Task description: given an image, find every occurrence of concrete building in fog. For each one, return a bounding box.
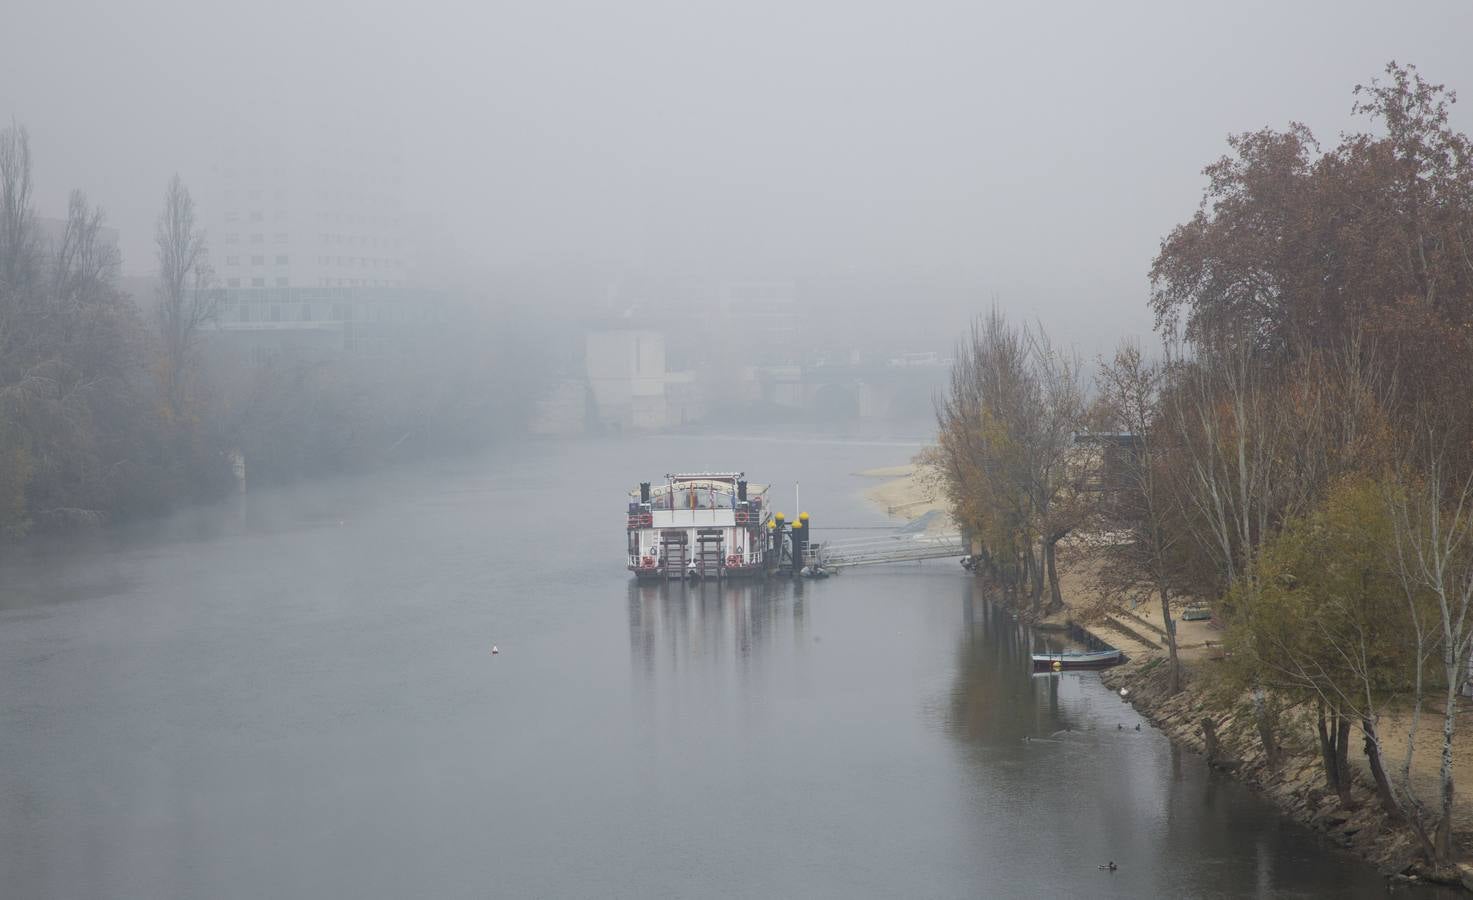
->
[716,280,798,351]
[197,139,410,291]
[208,286,448,368]
[586,330,668,431]
[191,121,440,372]
[584,330,702,431]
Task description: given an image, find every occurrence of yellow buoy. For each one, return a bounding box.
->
[799,512,809,521]
[775,512,785,521]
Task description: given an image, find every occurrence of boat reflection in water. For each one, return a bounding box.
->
[626,578,808,684]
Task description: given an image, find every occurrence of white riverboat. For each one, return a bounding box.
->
[627,472,774,580]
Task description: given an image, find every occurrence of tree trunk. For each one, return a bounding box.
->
[1362,718,1401,819]
[1335,714,1354,807]
[1027,543,1043,612]
[1317,705,1336,792]
[1043,539,1063,614]
[1436,679,1457,861]
[1316,703,1354,806]
[1201,717,1222,765]
[1158,580,1180,694]
[1013,550,1028,606]
[1253,689,1280,770]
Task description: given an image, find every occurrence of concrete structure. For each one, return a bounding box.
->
[751,360,948,421]
[716,280,798,351]
[586,330,671,431]
[583,330,709,432]
[209,286,447,367]
[529,380,591,436]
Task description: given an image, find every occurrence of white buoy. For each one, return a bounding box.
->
[1119,687,1129,698]
[491,645,499,655]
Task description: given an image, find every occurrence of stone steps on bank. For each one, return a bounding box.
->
[1114,606,1169,641]
[1097,616,1163,653]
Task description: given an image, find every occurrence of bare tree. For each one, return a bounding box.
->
[1389,442,1473,862]
[935,310,1090,613]
[154,174,216,416]
[0,124,39,298]
[1164,337,1285,594]
[54,190,119,312]
[935,309,1034,598]
[1024,324,1089,613]
[1096,341,1185,692]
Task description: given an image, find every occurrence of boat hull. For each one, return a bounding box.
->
[629,564,769,582]
[1031,650,1123,671]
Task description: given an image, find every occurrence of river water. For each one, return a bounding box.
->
[0,433,1445,898]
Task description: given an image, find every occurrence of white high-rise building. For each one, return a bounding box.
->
[198,132,410,290]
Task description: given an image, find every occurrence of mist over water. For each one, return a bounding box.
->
[6,2,1473,895]
[0,436,1446,898]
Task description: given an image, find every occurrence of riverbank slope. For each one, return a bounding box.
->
[865,462,1473,890]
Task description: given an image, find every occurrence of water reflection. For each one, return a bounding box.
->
[948,582,1079,745]
[626,578,806,684]
[945,581,1455,898]
[3,429,1454,899]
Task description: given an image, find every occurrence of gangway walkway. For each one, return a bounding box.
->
[810,533,968,570]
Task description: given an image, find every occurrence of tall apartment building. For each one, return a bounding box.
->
[190,127,451,371]
[198,138,410,290]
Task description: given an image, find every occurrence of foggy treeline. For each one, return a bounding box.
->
[0,126,541,538]
[933,63,1473,867]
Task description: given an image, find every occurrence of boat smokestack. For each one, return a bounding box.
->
[737,480,747,501]
[639,482,650,503]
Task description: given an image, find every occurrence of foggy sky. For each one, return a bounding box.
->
[5,0,1472,355]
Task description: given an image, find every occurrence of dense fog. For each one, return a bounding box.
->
[2,0,1472,530]
[9,6,1473,897]
[3,1,1468,354]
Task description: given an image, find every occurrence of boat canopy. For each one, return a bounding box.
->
[630,480,769,498]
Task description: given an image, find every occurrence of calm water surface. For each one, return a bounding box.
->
[0,434,1446,898]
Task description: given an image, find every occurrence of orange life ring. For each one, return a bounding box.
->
[735,510,750,525]
[641,556,654,567]
[726,555,740,567]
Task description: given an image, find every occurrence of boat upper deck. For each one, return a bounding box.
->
[628,473,769,530]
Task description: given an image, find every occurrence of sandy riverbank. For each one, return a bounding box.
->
[855,463,956,536]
